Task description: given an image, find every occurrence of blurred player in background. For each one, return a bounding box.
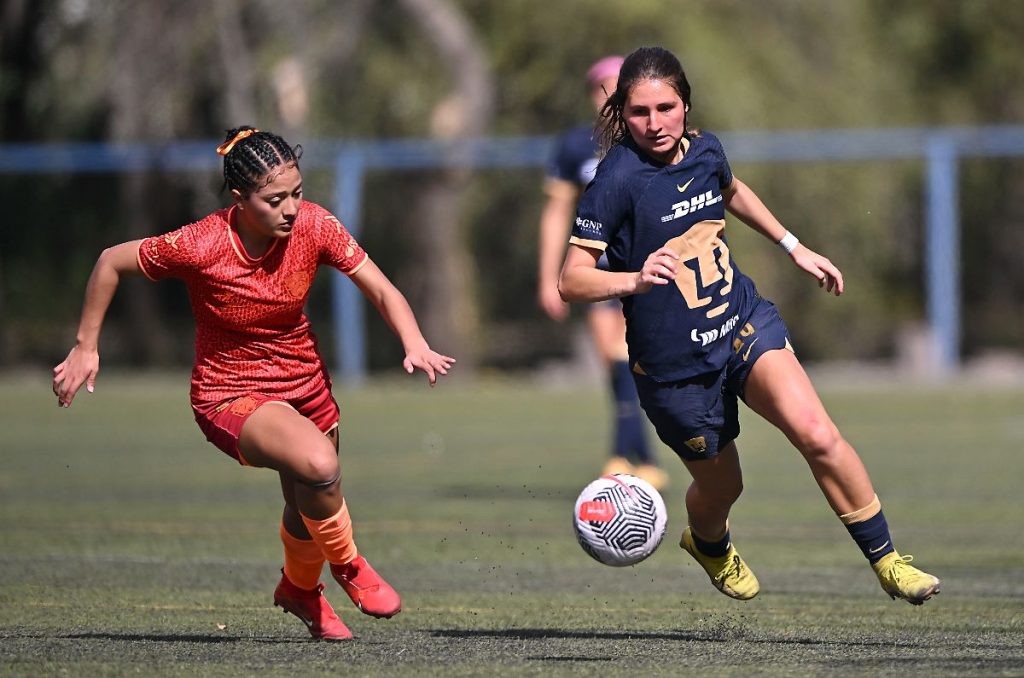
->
[538,55,666,489]
[53,126,455,640]
[558,47,940,605]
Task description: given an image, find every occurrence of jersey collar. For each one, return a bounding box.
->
[226,205,280,265]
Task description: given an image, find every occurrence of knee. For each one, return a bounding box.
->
[719,477,743,506]
[296,440,341,488]
[791,416,843,463]
[690,475,743,509]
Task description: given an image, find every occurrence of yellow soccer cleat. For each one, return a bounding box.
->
[872,552,941,605]
[680,527,760,600]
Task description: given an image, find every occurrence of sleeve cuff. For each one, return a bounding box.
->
[568,236,608,251]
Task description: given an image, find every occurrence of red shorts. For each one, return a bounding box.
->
[192,382,340,465]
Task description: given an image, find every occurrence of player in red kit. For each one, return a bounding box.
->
[53,126,455,640]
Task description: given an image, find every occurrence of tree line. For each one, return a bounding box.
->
[2,0,1022,374]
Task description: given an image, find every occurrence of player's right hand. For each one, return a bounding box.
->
[635,247,679,294]
[53,345,99,408]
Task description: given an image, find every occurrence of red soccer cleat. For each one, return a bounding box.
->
[273,571,353,640]
[330,555,402,618]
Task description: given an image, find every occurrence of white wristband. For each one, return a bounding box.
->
[778,231,800,254]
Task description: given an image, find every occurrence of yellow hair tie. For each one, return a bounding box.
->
[215,129,259,156]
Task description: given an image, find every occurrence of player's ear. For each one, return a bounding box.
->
[230,188,244,208]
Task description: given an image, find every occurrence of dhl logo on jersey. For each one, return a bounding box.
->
[660,189,723,223]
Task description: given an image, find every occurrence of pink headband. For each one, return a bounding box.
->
[586,56,624,86]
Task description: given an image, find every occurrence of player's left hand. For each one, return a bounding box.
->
[404,348,456,386]
[789,245,843,296]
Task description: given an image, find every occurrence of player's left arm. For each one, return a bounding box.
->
[723,177,843,296]
[349,258,455,385]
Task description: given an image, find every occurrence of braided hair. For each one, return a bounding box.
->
[596,47,693,157]
[218,126,303,195]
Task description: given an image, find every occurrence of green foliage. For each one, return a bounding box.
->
[2,0,1023,368]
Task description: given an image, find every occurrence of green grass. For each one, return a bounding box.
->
[1,371,1022,676]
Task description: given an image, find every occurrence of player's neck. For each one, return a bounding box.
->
[238,233,272,259]
[665,136,690,165]
[232,213,274,259]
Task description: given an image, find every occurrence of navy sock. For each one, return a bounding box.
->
[691,529,731,558]
[845,510,895,563]
[611,361,653,464]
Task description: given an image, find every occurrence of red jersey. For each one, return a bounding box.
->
[137,201,367,404]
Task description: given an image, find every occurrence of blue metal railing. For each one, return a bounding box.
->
[6,126,1024,380]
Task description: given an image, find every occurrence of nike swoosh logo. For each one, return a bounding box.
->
[742,337,759,361]
[869,541,891,555]
[279,601,314,627]
[676,177,694,193]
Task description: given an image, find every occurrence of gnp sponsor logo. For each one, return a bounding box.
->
[575,216,603,234]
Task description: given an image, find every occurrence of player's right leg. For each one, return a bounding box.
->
[678,444,759,600]
[239,403,401,620]
[632,372,758,600]
[272,471,351,639]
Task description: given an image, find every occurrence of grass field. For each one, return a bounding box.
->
[1,371,1022,676]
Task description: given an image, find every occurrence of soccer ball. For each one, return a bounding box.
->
[573,473,668,567]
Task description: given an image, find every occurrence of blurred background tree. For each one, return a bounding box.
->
[1,0,1022,375]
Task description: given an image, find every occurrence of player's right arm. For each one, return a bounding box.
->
[537,178,579,321]
[559,242,678,302]
[53,240,144,407]
[557,155,678,303]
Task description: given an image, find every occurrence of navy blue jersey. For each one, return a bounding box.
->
[569,131,760,381]
[548,124,611,271]
[546,125,600,189]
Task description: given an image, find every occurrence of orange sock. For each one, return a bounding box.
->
[300,500,359,566]
[279,522,325,591]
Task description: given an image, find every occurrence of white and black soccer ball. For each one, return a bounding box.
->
[573,473,668,567]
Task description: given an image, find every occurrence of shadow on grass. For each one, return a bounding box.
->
[430,627,939,649]
[54,632,308,644]
[433,628,707,642]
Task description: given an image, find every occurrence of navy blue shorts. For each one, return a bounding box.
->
[633,297,793,461]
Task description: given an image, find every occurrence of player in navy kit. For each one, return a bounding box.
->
[538,56,666,489]
[558,46,940,605]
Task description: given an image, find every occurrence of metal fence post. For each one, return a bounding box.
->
[925,134,960,373]
[332,146,367,387]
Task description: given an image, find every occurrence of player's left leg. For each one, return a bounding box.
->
[743,349,940,604]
